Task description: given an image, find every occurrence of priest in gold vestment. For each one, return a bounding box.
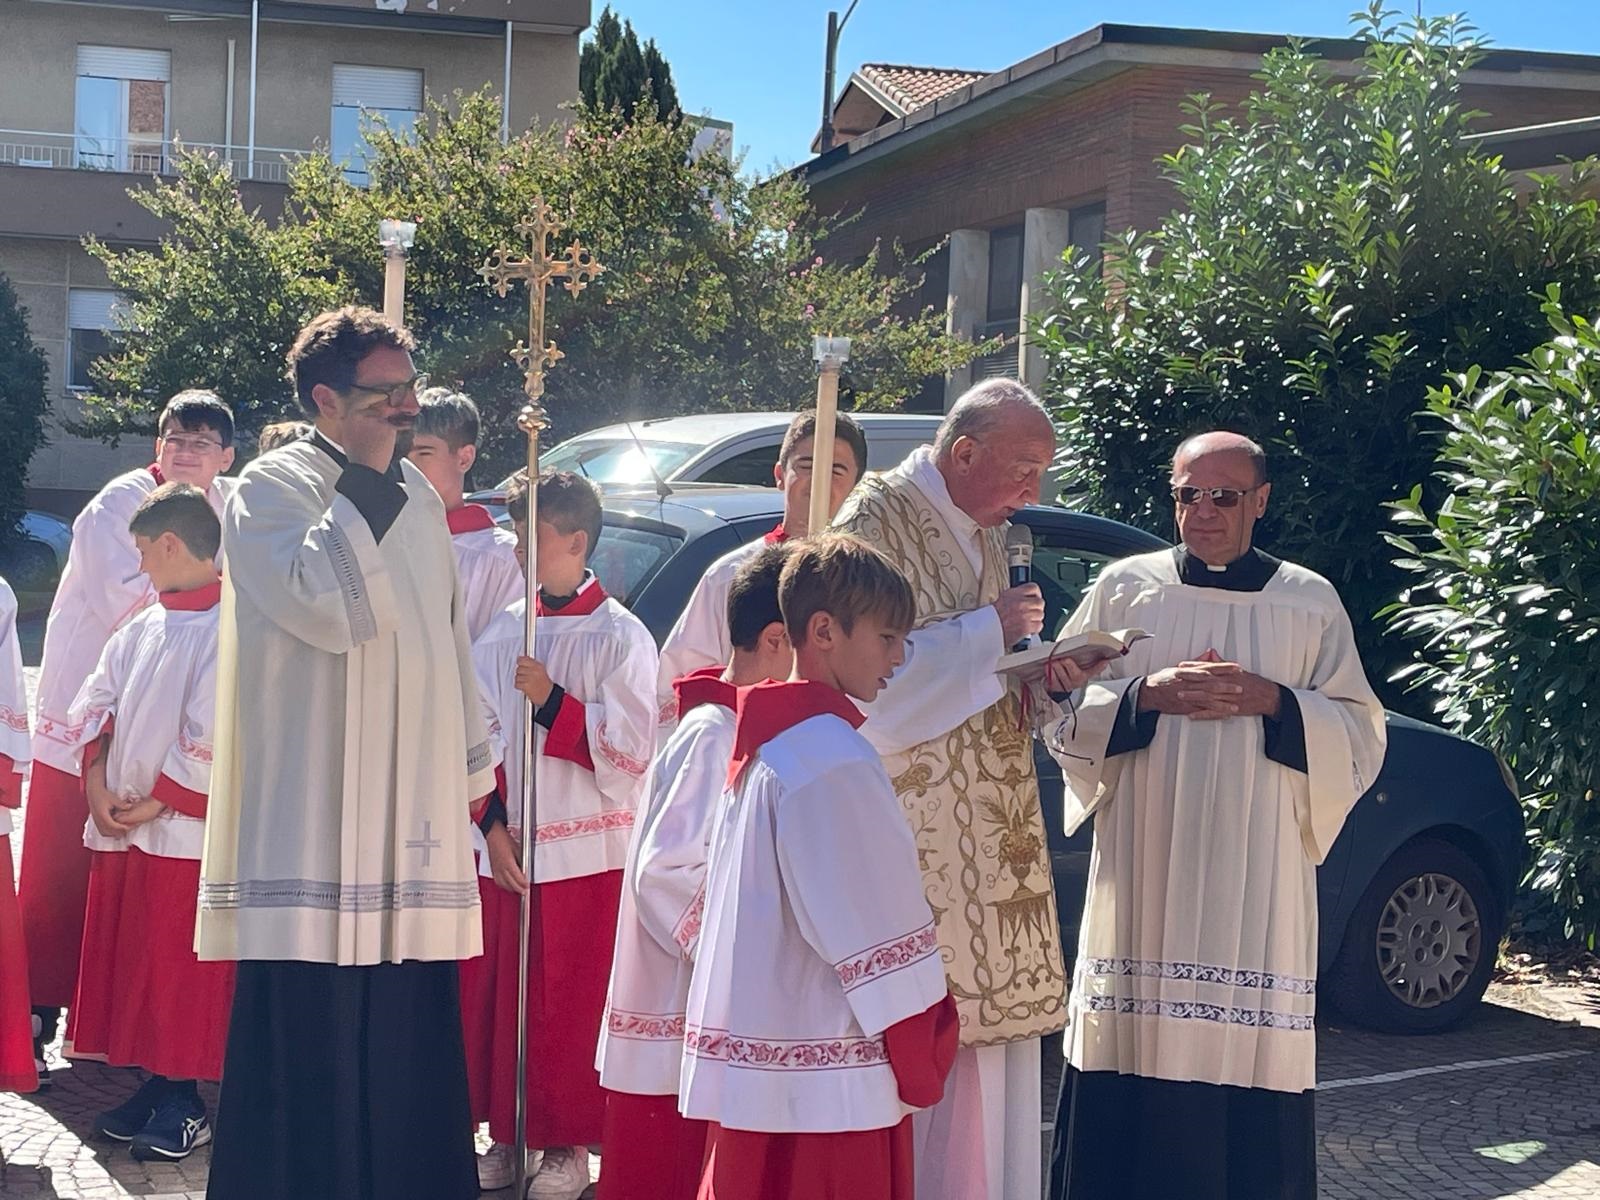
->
[836,379,1086,1200]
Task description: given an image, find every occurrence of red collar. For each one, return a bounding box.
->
[446,503,497,536]
[148,463,165,485]
[536,574,607,618]
[674,667,737,721]
[727,679,864,787]
[159,579,222,611]
[764,523,788,545]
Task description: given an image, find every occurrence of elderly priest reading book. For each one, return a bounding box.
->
[1044,431,1386,1200]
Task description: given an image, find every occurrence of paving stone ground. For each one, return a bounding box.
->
[7,626,1600,1198]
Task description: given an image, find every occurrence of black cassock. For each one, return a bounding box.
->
[1049,545,1317,1200]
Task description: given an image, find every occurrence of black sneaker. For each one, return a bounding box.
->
[94,1076,170,1142]
[129,1093,212,1161]
[29,1013,51,1091]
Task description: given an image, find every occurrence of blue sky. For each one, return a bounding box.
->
[606,1,1597,174]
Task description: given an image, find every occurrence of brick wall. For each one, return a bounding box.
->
[809,62,1600,259]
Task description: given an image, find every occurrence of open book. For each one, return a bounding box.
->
[995,628,1150,680]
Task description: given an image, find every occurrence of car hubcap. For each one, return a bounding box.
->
[1376,872,1481,1009]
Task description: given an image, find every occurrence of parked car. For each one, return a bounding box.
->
[489,483,1521,1035]
[0,510,73,592]
[530,411,943,490]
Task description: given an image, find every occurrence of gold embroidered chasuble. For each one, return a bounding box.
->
[835,467,1067,1048]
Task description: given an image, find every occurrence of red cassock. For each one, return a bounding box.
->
[597,1090,708,1200]
[1,824,39,1093]
[16,762,92,1006]
[463,869,622,1146]
[696,995,958,1200]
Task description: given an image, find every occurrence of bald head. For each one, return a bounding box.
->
[1173,431,1267,486]
[934,379,1053,458]
[934,379,1057,527]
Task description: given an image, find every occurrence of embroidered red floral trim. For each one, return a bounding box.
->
[534,809,635,844]
[672,886,705,954]
[685,1026,889,1070]
[834,921,939,993]
[35,706,111,747]
[0,706,27,734]
[607,1007,687,1041]
[178,727,213,764]
[596,723,649,777]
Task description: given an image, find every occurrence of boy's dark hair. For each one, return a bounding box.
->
[256,420,311,452]
[158,390,235,449]
[415,387,482,451]
[778,410,869,485]
[778,532,915,647]
[727,543,793,652]
[505,470,605,562]
[128,481,222,562]
[286,306,414,417]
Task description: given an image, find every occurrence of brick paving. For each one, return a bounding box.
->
[7,639,1600,1198]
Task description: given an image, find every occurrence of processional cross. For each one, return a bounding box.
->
[478,197,603,1200]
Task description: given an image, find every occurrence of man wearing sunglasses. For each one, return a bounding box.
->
[1044,431,1387,1200]
[197,307,492,1200]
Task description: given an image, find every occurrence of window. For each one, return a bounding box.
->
[590,524,683,605]
[541,437,701,486]
[1026,530,1115,636]
[75,46,171,172]
[331,65,423,185]
[67,289,125,391]
[697,444,780,487]
[985,224,1024,324]
[1068,202,1107,277]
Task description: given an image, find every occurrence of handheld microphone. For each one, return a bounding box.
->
[1005,525,1034,653]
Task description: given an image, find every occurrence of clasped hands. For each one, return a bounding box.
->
[86,777,165,838]
[1138,649,1281,721]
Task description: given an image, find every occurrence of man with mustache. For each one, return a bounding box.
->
[197,307,495,1200]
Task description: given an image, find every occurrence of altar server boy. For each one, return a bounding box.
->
[595,542,796,1200]
[407,387,523,641]
[61,483,234,1161]
[464,469,658,1199]
[0,576,36,1094]
[681,533,959,1200]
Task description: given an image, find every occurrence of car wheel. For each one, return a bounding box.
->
[0,538,59,592]
[1325,836,1501,1034]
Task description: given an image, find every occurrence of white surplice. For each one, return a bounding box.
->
[31,468,231,775]
[0,577,30,840]
[680,712,948,1134]
[61,598,217,862]
[197,442,494,966]
[654,538,766,727]
[448,512,523,642]
[596,697,734,1096]
[851,447,1050,1200]
[470,580,658,884]
[1048,549,1387,1094]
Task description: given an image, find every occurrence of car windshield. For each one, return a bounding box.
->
[589,522,683,604]
[542,436,701,485]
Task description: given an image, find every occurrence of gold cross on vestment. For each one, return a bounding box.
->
[479,198,604,434]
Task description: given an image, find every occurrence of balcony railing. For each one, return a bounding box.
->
[0,131,311,184]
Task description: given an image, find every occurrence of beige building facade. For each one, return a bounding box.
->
[0,0,588,509]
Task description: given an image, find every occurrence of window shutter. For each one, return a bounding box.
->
[68,289,126,331]
[76,46,171,82]
[331,65,423,111]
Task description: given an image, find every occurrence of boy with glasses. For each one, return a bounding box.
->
[18,389,235,1083]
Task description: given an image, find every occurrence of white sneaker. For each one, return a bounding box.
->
[477,1142,516,1192]
[525,1146,591,1199]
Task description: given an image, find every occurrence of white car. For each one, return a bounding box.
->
[535,411,944,489]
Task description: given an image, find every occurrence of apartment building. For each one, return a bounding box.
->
[0,0,588,509]
[798,25,1600,409]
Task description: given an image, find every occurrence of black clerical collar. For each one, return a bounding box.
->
[309,429,405,481]
[1173,545,1282,592]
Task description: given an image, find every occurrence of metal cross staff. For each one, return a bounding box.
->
[479,197,603,1199]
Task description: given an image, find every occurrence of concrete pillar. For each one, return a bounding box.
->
[944,228,989,410]
[1019,207,1071,390]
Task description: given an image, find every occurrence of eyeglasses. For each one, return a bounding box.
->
[1171,484,1262,508]
[347,372,427,407]
[160,434,225,454]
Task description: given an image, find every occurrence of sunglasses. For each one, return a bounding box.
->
[348,372,428,407]
[1171,484,1261,508]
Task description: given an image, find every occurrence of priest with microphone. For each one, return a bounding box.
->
[835,378,1096,1200]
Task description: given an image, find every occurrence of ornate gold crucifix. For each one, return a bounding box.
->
[478,196,603,1200]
